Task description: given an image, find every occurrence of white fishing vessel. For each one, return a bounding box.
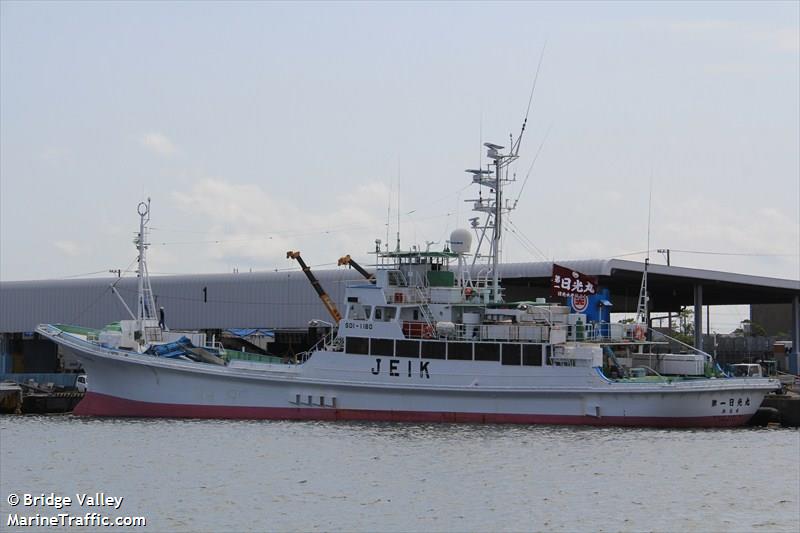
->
[38,141,779,426]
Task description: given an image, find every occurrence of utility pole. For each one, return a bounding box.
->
[658,248,672,330]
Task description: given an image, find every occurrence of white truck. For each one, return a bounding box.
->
[730,362,796,393]
[75,374,87,393]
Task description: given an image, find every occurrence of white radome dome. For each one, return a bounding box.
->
[450,228,472,254]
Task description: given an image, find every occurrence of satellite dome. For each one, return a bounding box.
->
[449,228,472,254]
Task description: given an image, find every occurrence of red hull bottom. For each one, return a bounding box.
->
[74,392,753,428]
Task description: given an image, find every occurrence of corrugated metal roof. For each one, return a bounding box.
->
[497,260,613,278]
[499,259,800,290]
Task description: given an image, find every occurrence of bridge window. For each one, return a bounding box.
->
[474,343,500,362]
[370,338,394,357]
[421,340,446,360]
[501,344,521,366]
[347,303,372,321]
[447,342,473,361]
[374,306,397,322]
[396,340,420,358]
[388,271,407,286]
[345,337,369,355]
[523,345,543,366]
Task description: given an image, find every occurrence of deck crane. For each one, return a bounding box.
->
[286,251,342,323]
[337,255,374,282]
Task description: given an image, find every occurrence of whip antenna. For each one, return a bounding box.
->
[635,171,654,324]
[513,40,547,156]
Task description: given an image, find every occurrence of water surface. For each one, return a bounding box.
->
[1,416,798,532]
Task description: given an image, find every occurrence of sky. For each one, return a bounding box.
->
[1,1,798,331]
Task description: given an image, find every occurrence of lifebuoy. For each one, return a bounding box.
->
[423,325,434,339]
[633,324,646,341]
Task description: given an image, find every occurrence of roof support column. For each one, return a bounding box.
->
[693,284,703,350]
[0,333,9,374]
[791,295,799,375]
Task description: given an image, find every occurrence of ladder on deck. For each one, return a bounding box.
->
[635,258,649,324]
[413,287,436,331]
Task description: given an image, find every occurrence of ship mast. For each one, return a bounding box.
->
[466,142,518,303]
[135,199,157,343]
[635,175,654,325]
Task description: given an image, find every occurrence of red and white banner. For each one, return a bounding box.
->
[551,264,598,298]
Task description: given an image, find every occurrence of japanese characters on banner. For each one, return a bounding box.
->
[551,264,598,298]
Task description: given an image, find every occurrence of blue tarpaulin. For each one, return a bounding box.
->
[225,329,275,338]
[147,336,194,358]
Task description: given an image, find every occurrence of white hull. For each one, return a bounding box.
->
[44,328,779,427]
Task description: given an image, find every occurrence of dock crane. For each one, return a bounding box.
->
[337,255,374,282]
[286,251,342,323]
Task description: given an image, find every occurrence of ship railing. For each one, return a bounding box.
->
[386,287,429,304]
[144,326,163,343]
[425,321,658,344]
[399,319,717,349]
[645,327,714,364]
[616,365,668,381]
[204,340,226,355]
[583,322,716,365]
[38,324,63,338]
[580,322,658,342]
[410,322,553,343]
[413,289,436,328]
[472,268,491,287]
[297,328,341,363]
[576,322,652,343]
[295,350,312,364]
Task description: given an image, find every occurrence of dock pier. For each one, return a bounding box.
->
[761,391,800,427]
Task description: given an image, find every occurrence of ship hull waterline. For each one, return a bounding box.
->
[75,391,753,427]
[51,335,776,428]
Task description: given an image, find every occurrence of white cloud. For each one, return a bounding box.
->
[53,240,82,257]
[169,178,392,271]
[773,27,800,53]
[666,19,799,54]
[508,192,800,281]
[667,20,736,33]
[660,200,799,259]
[39,147,71,163]
[141,132,176,156]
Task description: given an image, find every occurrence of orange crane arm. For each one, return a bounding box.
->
[287,251,343,323]
[337,255,374,281]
